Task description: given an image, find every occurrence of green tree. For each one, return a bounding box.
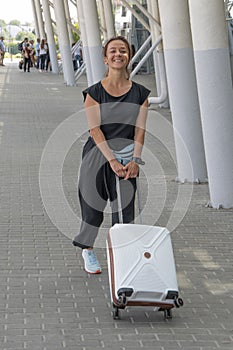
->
[8,41,19,55]
[0,19,7,28]
[72,22,80,43]
[9,20,21,26]
[0,28,8,39]
[0,19,7,37]
[15,31,35,42]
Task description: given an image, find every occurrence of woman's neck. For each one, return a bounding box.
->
[101,73,132,97]
[103,71,130,87]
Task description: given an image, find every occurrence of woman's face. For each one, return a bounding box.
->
[104,40,130,70]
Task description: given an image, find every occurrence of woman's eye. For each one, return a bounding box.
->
[109,49,127,54]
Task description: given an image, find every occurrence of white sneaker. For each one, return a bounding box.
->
[82,249,102,274]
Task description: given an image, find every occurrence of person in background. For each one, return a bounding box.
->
[23,42,32,72]
[72,42,78,71]
[72,36,150,274]
[39,39,48,72]
[45,40,51,72]
[0,47,3,66]
[35,38,40,69]
[29,40,35,67]
[22,37,29,51]
[74,42,83,68]
[0,36,6,66]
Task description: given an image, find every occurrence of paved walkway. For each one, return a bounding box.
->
[0,61,233,350]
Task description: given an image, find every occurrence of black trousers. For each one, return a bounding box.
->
[73,138,136,249]
[24,57,31,72]
[40,54,46,70]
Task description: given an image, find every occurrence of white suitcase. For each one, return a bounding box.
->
[106,178,183,319]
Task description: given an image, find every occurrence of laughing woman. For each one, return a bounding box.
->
[73,36,150,274]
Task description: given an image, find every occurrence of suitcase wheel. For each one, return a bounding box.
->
[164,308,173,319]
[112,305,120,320]
[175,297,184,308]
[118,294,127,306]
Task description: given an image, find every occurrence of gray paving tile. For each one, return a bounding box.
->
[0,62,233,350]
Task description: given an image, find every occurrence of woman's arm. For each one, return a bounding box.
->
[133,99,148,158]
[123,99,148,180]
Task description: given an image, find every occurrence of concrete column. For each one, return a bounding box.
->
[82,0,106,84]
[76,0,93,85]
[31,0,40,38]
[227,19,233,79]
[34,0,46,39]
[64,0,74,45]
[53,0,75,86]
[147,0,169,108]
[158,0,207,183]
[98,0,107,41]
[189,0,233,208]
[102,0,115,39]
[41,0,59,74]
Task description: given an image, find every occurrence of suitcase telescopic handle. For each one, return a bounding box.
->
[115,175,143,224]
[115,175,123,224]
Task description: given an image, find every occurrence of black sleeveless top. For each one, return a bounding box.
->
[82,81,150,150]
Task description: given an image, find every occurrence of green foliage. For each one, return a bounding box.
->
[72,22,80,43]
[0,19,7,38]
[8,42,19,55]
[9,20,21,26]
[15,31,35,42]
[0,19,7,28]
[0,28,8,39]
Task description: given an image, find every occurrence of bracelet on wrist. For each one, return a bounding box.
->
[132,157,145,165]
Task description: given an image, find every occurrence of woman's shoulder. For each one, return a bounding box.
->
[131,81,151,94]
[82,81,102,102]
[130,81,151,104]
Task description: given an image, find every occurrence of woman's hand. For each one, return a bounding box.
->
[123,161,139,180]
[109,159,139,180]
[109,159,127,178]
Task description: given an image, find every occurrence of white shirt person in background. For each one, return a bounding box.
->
[39,39,48,72]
